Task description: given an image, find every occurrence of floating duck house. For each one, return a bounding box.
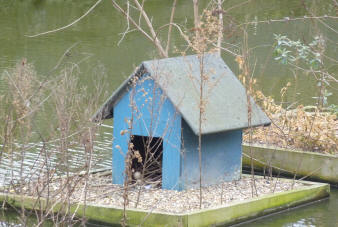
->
[93,54,270,191]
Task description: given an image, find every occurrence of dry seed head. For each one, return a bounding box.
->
[190,9,222,54]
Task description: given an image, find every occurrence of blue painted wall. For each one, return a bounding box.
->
[181,120,242,189]
[112,74,243,191]
[113,75,182,190]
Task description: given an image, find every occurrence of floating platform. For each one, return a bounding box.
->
[0,174,329,226]
[243,144,338,186]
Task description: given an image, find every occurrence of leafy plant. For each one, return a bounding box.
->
[328,104,338,116]
[273,34,336,110]
[273,34,323,69]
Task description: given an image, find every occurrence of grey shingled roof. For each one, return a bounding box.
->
[93,54,271,135]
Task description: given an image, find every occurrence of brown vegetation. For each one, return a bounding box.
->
[245,89,337,155]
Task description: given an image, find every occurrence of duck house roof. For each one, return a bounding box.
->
[93,54,271,135]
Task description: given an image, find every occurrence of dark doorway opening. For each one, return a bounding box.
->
[130,135,163,187]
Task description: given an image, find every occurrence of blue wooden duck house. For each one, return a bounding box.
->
[93,54,270,191]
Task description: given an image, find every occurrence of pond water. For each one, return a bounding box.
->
[237,187,338,227]
[0,0,337,226]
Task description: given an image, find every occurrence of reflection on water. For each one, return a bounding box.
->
[0,127,113,187]
[286,219,316,227]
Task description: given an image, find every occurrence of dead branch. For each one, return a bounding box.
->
[133,0,167,57]
[165,0,178,55]
[193,0,201,38]
[216,0,223,56]
[112,0,167,57]
[238,15,338,27]
[117,1,131,46]
[26,0,102,38]
[157,23,192,47]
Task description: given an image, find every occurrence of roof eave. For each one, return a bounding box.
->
[189,119,271,135]
[91,64,146,122]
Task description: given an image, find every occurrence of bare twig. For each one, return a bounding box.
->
[317,18,338,34]
[117,1,131,46]
[198,54,205,209]
[216,0,223,56]
[193,0,200,39]
[165,0,178,55]
[238,15,338,27]
[133,0,167,57]
[26,0,102,38]
[157,23,192,47]
[212,42,240,57]
[112,0,167,57]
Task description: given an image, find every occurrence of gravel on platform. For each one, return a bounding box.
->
[80,173,304,213]
[4,171,305,214]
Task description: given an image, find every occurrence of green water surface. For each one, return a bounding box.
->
[0,0,337,226]
[238,187,338,227]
